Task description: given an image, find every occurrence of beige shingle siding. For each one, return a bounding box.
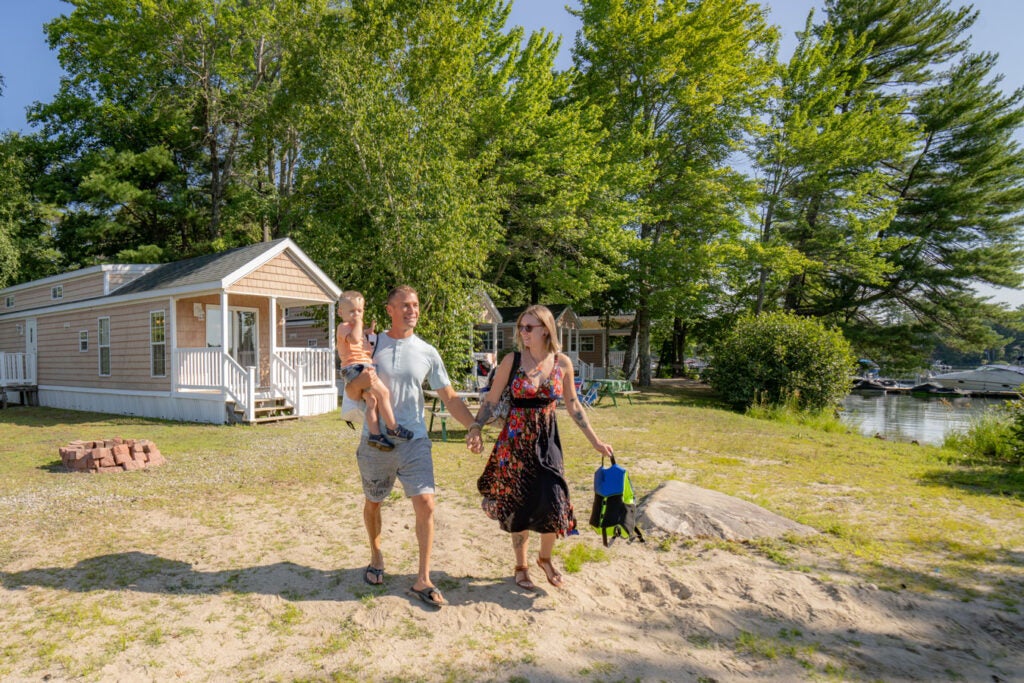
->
[3,272,106,313]
[0,323,23,352]
[107,269,151,291]
[36,300,171,391]
[173,295,221,348]
[230,252,331,301]
[285,318,330,348]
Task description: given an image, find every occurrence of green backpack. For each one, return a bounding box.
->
[589,455,645,547]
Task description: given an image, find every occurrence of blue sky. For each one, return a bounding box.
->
[4,1,1021,133]
[2,0,1023,304]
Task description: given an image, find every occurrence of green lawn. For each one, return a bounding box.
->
[0,384,1021,681]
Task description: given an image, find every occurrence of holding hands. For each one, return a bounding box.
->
[466,424,483,454]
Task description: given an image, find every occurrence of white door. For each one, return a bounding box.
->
[206,307,259,368]
[24,319,37,382]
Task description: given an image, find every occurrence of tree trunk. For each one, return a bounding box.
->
[673,317,687,377]
[636,304,651,387]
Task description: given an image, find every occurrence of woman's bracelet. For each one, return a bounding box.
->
[468,421,482,432]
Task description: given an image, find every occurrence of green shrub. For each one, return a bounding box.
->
[945,400,1024,467]
[944,409,1016,464]
[705,312,856,412]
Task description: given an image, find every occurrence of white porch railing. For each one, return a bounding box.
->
[173,347,336,422]
[575,359,595,382]
[276,348,335,385]
[270,354,301,416]
[174,348,256,421]
[0,352,36,387]
[223,355,254,422]
[175,348,225,389]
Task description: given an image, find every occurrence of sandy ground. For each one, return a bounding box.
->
[1,479,1022,683]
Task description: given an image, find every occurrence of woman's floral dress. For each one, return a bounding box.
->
[477,361,577,536]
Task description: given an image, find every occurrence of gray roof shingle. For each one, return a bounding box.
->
[112,239,288,295]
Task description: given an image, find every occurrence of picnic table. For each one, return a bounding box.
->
[590,379,640,407]
[423,389,481,441]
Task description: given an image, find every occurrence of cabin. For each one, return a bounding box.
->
[477,305,594,379]
[474,309,640,380]
[578,314,636,379]
[0,238,342,424]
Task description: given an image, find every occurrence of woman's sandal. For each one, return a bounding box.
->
[536,556,563,588]
[514,565,536,590]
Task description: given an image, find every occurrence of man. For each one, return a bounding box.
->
[347,285,484,607]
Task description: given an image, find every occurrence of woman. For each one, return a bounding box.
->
[466,305,614,590]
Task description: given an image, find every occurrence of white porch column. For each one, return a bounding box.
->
[169,296,177,394]
[220,292,230,352]
[269,296,278,355]
[328,302,336,354]
[246,366,257,422]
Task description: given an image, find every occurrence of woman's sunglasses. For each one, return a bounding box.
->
[518,324,537,333]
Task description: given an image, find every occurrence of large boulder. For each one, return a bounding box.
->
[639,480,816,541]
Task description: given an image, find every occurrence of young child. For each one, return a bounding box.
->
[336,291,413,450]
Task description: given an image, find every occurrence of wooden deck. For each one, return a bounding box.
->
[0,384,38,408]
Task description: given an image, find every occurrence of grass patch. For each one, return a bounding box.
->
[560,542,608,573]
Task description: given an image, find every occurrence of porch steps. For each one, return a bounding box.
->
[227,396,298,424]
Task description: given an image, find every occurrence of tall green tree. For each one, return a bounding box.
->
[31,0,319,264]
[0,134,26,285]
[297,0,509,365]
[479,29,636,308]
[819,0,1024,360]
[752,16,918,318]
[297,0,635,368]
[571,0,775,384]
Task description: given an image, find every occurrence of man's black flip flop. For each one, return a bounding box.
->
[408,585,447,607]
[363,565,384,585]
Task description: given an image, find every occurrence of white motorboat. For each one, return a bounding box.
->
[930,364,1024,393]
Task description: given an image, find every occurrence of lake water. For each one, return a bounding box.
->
[840,392,1012,445]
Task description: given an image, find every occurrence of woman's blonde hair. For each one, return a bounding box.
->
[516,305,561,354]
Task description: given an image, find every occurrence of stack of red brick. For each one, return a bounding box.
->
[59,438,166,473]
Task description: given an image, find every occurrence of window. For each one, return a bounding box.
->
[150,311,166,377]
[4,295,13,308]
[580,336,595,353]
[51,285,63,300]
[481,329,505,351]
[98,317,110,376]
[79,330,88,352]
[307,339,319,347]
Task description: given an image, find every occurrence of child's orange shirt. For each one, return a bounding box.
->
[338,329,373,367]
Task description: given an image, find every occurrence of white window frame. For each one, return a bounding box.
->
[307,339,318,347]
[150,310,166,377]
[4,295,13,308]
[79,330,89,352]
[481,329,505,351]
[51,285,63,300]
[580,336,595,353]
[98,317,110,376]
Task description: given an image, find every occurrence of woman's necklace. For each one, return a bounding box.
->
[524,352,551,382]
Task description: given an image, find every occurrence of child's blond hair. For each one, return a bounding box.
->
[339,290,365,314]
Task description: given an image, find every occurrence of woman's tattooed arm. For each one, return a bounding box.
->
[475,400,496,426]
[570,404,590,431]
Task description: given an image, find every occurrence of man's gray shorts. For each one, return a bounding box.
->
[356,436,435,502]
